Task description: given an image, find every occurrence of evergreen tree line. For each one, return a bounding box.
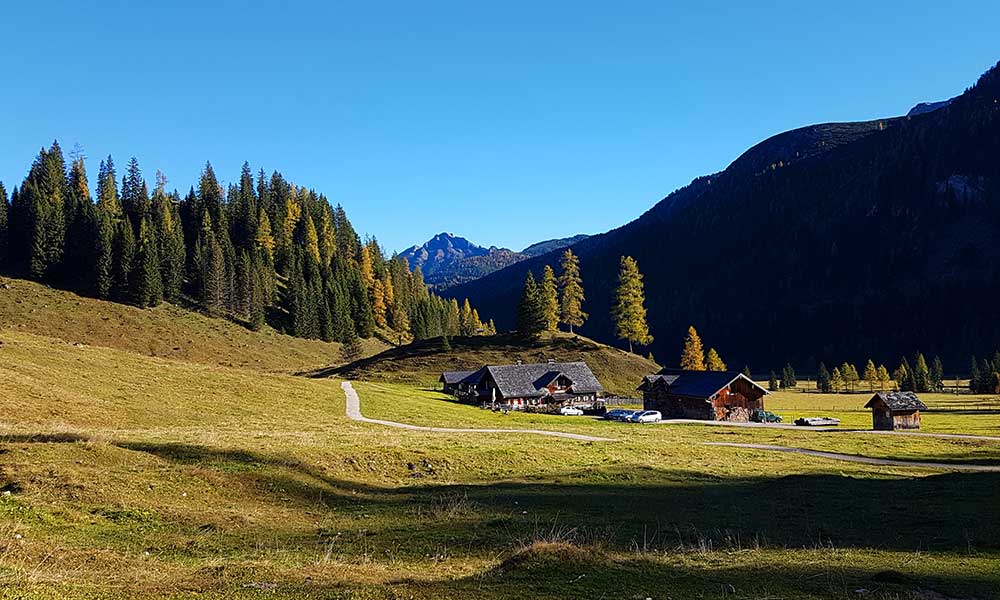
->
[968,351,1000,394]
[0,141,490,345]
[516,249,588,338]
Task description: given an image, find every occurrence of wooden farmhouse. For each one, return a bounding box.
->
[439,370,480,396]
[638,369,768,422]
[864,391,927,430]
[440,360,603,409]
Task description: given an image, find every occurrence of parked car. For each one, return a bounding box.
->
[751,410,782,423]
[603,408,633,420]
[614,409,641,422]
[794,416,841,427]
[559,406,584,416]
[628,410,662,423]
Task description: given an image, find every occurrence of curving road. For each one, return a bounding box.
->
[704,442,1000,472]
[341,381,614,442]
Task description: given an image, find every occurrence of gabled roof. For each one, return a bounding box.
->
[485,361,602,398]
[439,370,482,385]
[865,391,928,411]
[638,369,768,398]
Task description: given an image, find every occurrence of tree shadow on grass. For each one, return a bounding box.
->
[110,441,1000,557]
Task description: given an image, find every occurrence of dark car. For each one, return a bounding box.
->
[751,410,782,423]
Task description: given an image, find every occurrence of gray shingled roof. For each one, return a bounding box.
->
[638,369,767,399]
[485,362,602,398]
[865,391,928,411]
[439,370,482,385]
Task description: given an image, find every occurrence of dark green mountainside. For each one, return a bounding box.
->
[445,62,1000,371]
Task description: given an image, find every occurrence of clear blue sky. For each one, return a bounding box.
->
[1,1,997,253]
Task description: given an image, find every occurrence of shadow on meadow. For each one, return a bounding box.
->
[111,441,1000,556]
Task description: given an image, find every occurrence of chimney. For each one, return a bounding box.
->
[548,358,555,366]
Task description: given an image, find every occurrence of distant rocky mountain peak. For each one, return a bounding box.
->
[399,232,589,289]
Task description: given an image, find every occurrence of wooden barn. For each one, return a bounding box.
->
[638,369,768,422]
[439,360,603,409]
[439,370,480,396]
[864,391,927,431]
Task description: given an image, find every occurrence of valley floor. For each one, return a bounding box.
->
[1,328,999,599]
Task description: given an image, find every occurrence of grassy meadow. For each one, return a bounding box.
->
[1,281,999,599]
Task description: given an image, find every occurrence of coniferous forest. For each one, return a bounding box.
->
[0,143,493,345]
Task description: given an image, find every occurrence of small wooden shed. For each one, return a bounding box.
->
[864,391,928,431]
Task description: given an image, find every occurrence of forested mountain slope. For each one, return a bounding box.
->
[445,62,1000,371]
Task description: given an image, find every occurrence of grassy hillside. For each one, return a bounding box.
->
[0,331,998,598]
[0,276,387,372]
[312,331,659,396]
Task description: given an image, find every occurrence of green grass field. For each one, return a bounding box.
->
[1,281,999,599]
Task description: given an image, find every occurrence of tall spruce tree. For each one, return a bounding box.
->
[20,143,69,279]
[558,249,587,334]
[0,181,7,267]
[680,325,706,371]
[65,156,97,291]
[112,217,136,300]
[197,212,225,315]
[539,265,559,332]
[516,271,546,337]
[153,184,185,302]
[612,256,652,353]
[913,353,931,393]
[817,362,832,392]
[781,363,797,389]
[930,356,944,391]
[969,357,981,393]
[132,217,163,307]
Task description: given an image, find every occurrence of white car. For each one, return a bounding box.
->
[629,410,662,423]
[559,406,585,416]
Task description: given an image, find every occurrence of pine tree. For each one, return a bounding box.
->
[612,256,652,353]
[969,357,980,393]
[913,353,931,393]
[132,217,163,307]
[895,357,913,392]
[248,256,266,330]
[840,362,857,392]
[539,265,559,332]
[877,364,891,391]
[516,271,546,337]
[768,370,779,391]
[831,367,844,392]
[20,143,69,279]
[371,278,388,328]
[863,359,878,392]
[0,181,8,267]
[742,365,752,378]
[235,250,254,317]
[930,356,944,391]
[558,249,586,333]
[154,188,185,302]
[64,156,97,291]
[680,325,706,371]
[340,329,364,363]
[705,348,726,371]
[781,363,797,389]
[120,157,149,226]
[94,210,115,299]
[197,213,225,315]
[817,362,831,393]
[113,217,136,300]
